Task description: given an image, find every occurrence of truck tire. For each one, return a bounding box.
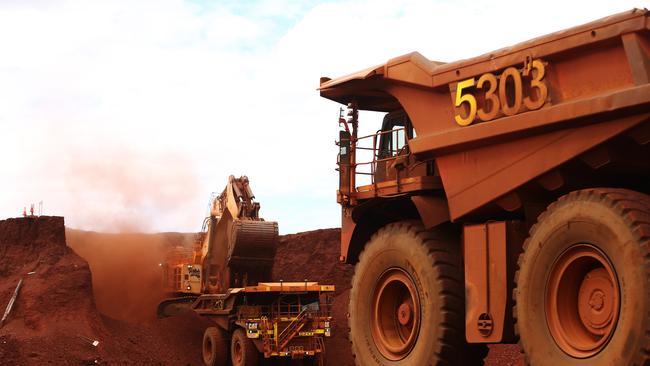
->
[348,221,487,365]
[230,328,258,366]
[515,188,650,365]
[203,326,228,366]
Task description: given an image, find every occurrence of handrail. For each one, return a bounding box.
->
[239,301,324,320]
[277,307,308,341]
[340,126,409,187]
[355,127,404,141]
[276,307,309,351]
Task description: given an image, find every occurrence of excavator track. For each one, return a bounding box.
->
[157,295,199,318]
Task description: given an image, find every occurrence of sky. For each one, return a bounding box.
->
[0,0,645,233]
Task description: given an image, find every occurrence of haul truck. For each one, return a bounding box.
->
[193,281,334,366]
[158,176,334,366]
[320,9,650,366]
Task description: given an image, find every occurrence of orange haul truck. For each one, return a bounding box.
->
[320,9,650,366]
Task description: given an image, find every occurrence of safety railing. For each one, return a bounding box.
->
[339,127,409,188]
[238,300,330,322]
[276,307,308,350]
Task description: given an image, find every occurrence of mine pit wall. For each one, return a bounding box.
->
[0,216,104,365]
[0,216,67,261]
[0,216,97,325]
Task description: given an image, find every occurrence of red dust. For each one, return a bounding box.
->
[65,230,194,323]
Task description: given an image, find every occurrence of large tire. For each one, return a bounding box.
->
[515,188,650,366]
[203,326,228,366]
[230,328,259,366]
[348,221,487,365]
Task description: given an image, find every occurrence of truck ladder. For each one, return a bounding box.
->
[277,308,309,351]
[260,316,273,358]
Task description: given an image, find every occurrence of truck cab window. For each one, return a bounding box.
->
[378,110,412,159]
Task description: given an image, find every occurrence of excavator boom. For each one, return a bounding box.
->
[159,175,278,303]
[203,175,278,293]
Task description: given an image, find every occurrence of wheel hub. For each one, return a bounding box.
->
[578,268,615,335]
[397,302,412,326]
[371,268,421,361]
[546,244,620,358]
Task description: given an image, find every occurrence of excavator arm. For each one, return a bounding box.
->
[201,175,278,293]
[158,175,279,317]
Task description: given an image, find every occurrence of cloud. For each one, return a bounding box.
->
[0,0,645,233]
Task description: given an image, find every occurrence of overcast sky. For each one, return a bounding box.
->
[0,0,644,233]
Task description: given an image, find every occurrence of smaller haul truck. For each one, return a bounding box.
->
[194,282,334,366]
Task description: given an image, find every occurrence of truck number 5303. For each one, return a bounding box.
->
[452,59,548,126]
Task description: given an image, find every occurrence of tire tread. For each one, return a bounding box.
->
[350,221,487,365]
[513,188,650,366]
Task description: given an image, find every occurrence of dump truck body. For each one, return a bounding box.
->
[320,9,650,366]
[322,9,650,257]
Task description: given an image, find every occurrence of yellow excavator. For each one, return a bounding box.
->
[158,176,334,366]
[158,175,279,315]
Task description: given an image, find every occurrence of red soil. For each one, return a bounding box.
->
[0,217,521,365]
[0,217,209,365]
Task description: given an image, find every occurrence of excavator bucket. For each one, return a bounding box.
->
[227,219,278,287]
[229,219,278,266]
[159,175,280,308]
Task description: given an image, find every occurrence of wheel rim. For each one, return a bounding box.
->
[203,334,213,361]
[546,244,620,358]
[371,268,421,360]
[233,337,243,365]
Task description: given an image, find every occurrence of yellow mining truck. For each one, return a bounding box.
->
[194,282,334,366]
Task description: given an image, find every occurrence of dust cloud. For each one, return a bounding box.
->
[66,229,194,323]
[62,145,203,233]
[60,144,202,323]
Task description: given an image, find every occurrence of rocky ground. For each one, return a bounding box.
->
[0,216,522,365]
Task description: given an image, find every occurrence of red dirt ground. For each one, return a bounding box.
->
[0,217,211,365]
[0,217,522,365]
